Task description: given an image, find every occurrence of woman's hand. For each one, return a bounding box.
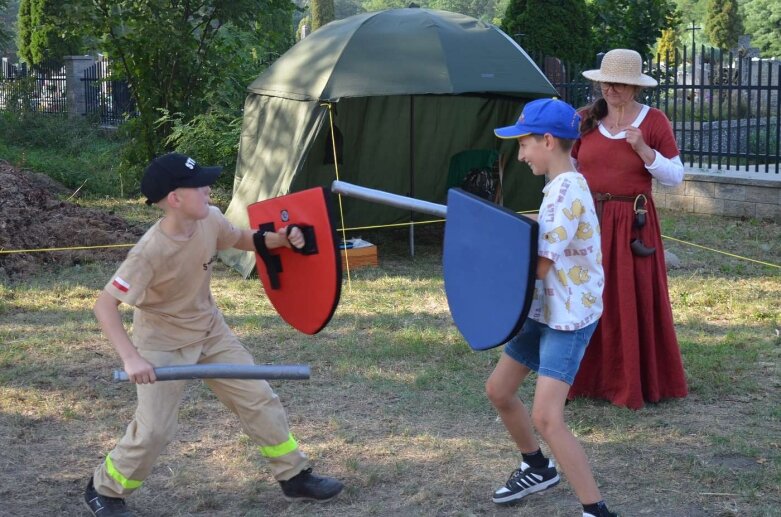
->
[623,126,655,165]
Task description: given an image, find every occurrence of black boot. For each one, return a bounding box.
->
[84,477,134,517]
[279,468,344,502]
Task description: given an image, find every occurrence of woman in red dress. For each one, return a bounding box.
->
[569,49,688,409]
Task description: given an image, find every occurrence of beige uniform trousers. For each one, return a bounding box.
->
[94,327,309,498]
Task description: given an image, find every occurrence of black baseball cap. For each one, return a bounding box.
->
[141,152,222,205]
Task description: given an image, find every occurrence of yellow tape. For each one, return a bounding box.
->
[661,234,780,269]
[322,101,352,290]
[105,455,143,489]
[0,243,133,254]
[2,213,777,270]
[259,433,299,458]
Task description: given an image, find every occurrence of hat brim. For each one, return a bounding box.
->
[582,69,658,87]
[144,165,223,205]
[178,165,223,188]
[494,125,532,139]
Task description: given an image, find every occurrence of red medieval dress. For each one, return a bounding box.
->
[569,105,688,409]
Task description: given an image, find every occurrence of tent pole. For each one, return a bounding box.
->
[409,95,415,257]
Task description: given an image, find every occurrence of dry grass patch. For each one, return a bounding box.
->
[0,209,779,516]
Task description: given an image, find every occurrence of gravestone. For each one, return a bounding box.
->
[734,35,760,60]
[544,56,567,99]
[733,35,760,85]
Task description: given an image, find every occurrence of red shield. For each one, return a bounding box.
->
[247,187,342,334]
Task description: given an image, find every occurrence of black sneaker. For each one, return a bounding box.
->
[583,502,619,517]
[84,477,134,516]
[279,468,343,502]
[492,460,560,504]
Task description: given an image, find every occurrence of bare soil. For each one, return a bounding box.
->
[0,161,145,277]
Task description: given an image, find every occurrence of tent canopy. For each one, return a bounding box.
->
[248,8,556,101]
[221,8,557,276]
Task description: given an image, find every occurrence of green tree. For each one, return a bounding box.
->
[742,0,781,58]
[63,0,296,167]
[335,0,363,19]
[704,0,743,49]
[311,0,335,30]
[0,0,15,51]
[361,0,409,12]
[15,0,30,60]
[17,0,81,67]
[656,28,679,61]
[501,0,594,65]
[430,0,502,21]
[590,0,679,56]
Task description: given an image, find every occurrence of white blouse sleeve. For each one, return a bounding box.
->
[646,152,684,186]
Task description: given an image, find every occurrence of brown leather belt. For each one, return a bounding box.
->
[592,191,651,221]
[592,191,656,256]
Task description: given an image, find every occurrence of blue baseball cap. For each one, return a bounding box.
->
[494,98,581,140]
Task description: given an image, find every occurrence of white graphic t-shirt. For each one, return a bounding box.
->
[529,171,604,330]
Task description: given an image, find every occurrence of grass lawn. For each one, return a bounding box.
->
[0,202,779,516]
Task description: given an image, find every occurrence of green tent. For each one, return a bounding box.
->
[221,7,557,276]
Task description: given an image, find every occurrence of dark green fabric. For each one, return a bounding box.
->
[220,95,327,276]
[290,95,543,230]
[248,8,556,101]
[446,149,500,189]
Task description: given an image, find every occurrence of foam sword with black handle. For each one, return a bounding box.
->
[332,180,538,351]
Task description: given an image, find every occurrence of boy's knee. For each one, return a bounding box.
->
[140,421,178,448]
[485,378,513,409]
[531,408,563,436]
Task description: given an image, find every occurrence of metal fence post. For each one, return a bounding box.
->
[64,55,95,118]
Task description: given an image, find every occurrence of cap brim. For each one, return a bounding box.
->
[181,165,223,188]
[494,126,532,139]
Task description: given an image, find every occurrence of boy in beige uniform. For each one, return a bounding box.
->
[85,153,343,517]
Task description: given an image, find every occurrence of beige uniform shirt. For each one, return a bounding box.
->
[104,206,243,351]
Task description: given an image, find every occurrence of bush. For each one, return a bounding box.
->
[160,107,242,192]
[0,111,134,197]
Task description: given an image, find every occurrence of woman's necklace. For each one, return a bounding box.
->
[605,103,642,132]
[606,105,625,131]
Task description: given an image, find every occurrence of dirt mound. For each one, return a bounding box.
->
[0,161,145,277]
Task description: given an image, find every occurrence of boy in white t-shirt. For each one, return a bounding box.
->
[486,99,617,517]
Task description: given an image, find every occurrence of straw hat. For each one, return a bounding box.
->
[582,49,657,87]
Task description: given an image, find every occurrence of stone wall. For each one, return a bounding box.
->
[653,168,781,222]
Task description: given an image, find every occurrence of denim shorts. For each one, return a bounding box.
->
[503,319,598,385]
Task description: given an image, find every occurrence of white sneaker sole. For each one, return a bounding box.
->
[492,474,560,504]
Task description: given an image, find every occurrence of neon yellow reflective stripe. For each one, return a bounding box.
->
[105,455,143,489]
[259,434,298,458]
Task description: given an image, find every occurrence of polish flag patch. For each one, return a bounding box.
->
[112,276,130,293]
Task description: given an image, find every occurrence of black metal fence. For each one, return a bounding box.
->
[0,60,67,114]
[0,58,133,126]
[532,47,781,174]
[82,60,135,126]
